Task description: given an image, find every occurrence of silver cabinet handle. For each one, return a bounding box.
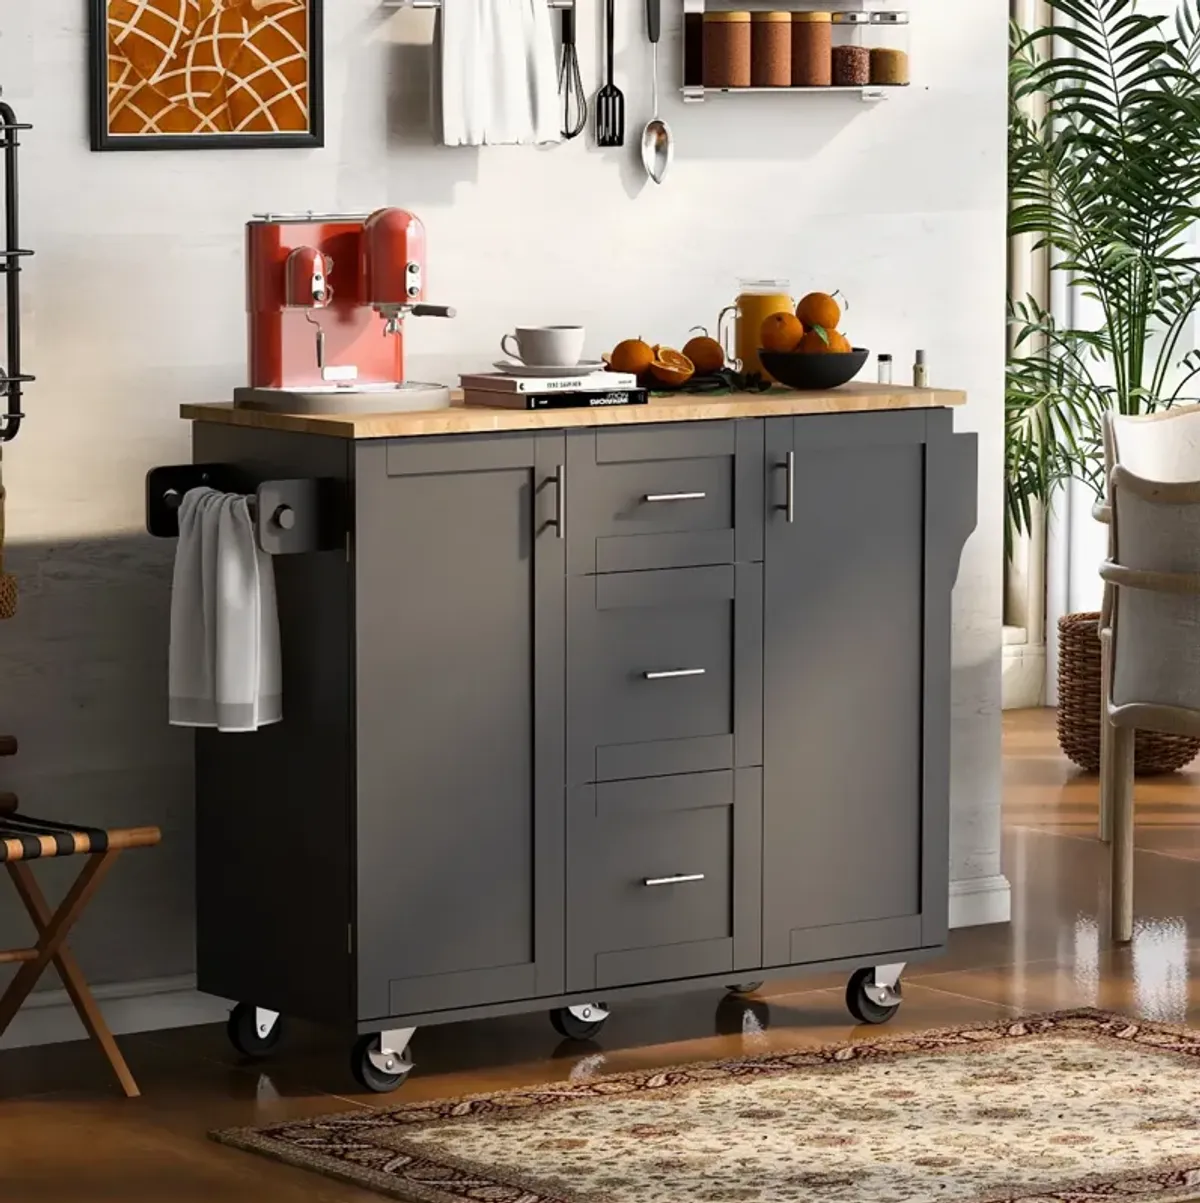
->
[782,451,795,523]
[553,464,565,540]
[643,668,706,680]
[644,874,706,887]
[644,491,707,503]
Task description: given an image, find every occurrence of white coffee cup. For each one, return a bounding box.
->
[501,326,585,367]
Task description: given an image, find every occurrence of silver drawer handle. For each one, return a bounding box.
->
[644,491,707,503]
[643,668,706,680]
[644,874,706,887]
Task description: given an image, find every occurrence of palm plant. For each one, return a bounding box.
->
[1006,0,1200,554]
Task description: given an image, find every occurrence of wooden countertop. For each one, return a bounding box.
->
[181,383,965,440]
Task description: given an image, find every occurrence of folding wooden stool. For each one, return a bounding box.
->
[0,735,161,1097]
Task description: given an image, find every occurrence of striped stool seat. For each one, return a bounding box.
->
[0,737,161,1098]
[0,814,157,863]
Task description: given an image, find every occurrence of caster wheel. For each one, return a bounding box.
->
[715,993,771,1037]
[550,1003,609,1041]
[227,1003,283,1059]
[726,982,764,996]
[351,1034,414,1094]
[846,967,902,1025]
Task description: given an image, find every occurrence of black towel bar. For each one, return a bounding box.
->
[145,464,334,556]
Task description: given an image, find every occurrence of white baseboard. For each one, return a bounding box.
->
[0,974,231,1050]
[949,874,1013,928]
[1002,636,1046,710]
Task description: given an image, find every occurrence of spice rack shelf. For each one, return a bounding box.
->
[683,0,910,103]
[682,83,896,103]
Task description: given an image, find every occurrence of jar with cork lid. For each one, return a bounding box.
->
[751,12,792,87]
[791,12,832,87]
[703,11,752,89]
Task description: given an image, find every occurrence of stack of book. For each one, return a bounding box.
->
[460,371,648,410]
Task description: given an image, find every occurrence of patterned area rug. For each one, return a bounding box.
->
[214,1010,1200,1203]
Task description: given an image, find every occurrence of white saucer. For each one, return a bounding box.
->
[493,359,608,377]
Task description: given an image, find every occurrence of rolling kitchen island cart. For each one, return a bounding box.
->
[152,386,976,1092]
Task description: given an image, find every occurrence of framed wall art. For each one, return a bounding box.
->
[90,0,324,151]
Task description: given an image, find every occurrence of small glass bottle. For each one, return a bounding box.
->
[913,349,928,387]
[877,353,893,385]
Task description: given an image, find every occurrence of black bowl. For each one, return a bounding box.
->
[759,348,869,390]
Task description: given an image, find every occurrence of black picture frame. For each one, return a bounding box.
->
[89,0,324,152]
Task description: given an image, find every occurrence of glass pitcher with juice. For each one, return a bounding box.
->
[718,279,795,378]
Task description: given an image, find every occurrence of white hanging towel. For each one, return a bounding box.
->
[169,487,282,733]
[440,0,561,146]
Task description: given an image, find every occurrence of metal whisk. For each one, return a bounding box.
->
[559,2,587,139]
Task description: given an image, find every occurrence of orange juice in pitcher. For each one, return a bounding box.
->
[718,279,794,377]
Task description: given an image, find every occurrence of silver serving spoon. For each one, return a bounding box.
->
[641,0,673,184]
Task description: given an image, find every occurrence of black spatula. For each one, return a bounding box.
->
[596,0,625,147]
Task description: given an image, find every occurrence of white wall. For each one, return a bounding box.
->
[0,0,1008,1038]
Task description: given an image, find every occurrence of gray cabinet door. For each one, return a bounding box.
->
[353,433,566,1021]
[762,410,977,968]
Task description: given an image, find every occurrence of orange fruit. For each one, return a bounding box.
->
[683,328,725,375]
[796,292,842,332]
[760,311,805,354]
[609,337,655,376]
[796,328,832,354]
[826,330,852,353]
[648,346,695,389]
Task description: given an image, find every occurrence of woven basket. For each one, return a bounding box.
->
[1056,611,1200,774]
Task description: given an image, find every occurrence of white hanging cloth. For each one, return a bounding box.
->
[440,0,562,146]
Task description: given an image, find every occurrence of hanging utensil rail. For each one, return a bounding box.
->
[0,97,33,444]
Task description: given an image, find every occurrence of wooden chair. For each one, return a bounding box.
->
[1100,457,1200,943]
[1098,407,1200,850]
[0,735,161,1096]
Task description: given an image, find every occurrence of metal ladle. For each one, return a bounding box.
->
[640,0,673,184]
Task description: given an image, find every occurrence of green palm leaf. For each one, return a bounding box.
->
[1006,0,1200,550]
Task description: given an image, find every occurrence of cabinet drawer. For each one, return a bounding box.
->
[567,772,744,991]
[565,423,763,573]
[567,565,762,784]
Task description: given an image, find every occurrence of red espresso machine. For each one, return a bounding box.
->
[234,208,456,414]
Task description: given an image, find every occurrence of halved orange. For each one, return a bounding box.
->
[648,347,696,389]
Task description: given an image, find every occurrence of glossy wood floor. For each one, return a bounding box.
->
[5,707,1200,1202]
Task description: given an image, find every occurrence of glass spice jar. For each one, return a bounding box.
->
[751,12,792,88]
[703,12,752,89]
[831,11,870,86]
[791,12,832,87]
[868,11,910,84]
